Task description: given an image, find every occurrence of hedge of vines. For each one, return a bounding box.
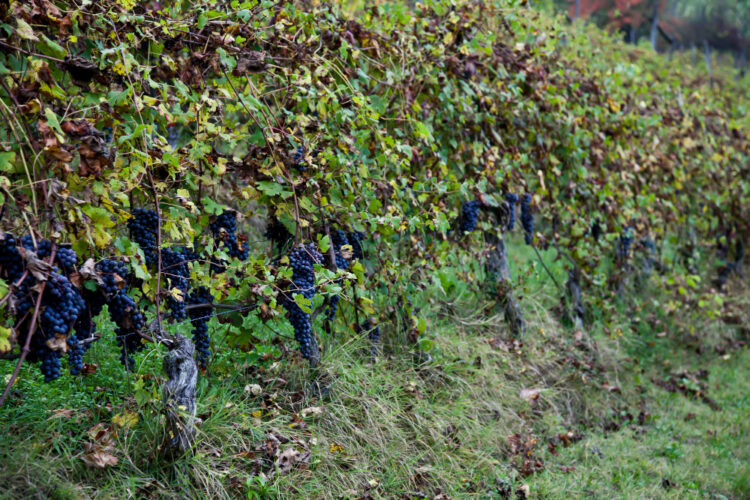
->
[0,0,747,387]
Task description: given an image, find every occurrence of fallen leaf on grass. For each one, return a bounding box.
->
[329,443,345,454]
[50,408,75,419]
[81,424,118,468]
[276,447,310,474]
[112,411,138,429]
[82,447,118,468]
[301,406,323,417]
[244,383,262,395]
[519,388,541,402]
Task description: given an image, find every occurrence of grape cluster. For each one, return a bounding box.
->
[34,273,86,381]
[162,248,190,321]
[93,256,145,368]
[348,231,365,261]
[1,234,150,378]
[56,247,78,274]
[41,273,86,337]
[361,320,381,357]
[591,220,602,242]
[67,333,85,375]
[617,227,634,261]
[70,288,107,375]
[187,286,213,368]
[13,277,34,318]
[520,194,534,245]
[460,200,481,233]
[283,243,322,360]
[39,348,62,382]
[96,259,129,297]
[108,290,146,369]
[128,208,159,266]
[265,216,293,250]
[505,193,519,230]
[0,235,24,282]
[292,145,306,171]
[210,211,249,261]
[21,235,52,259]
[326,229,350,320]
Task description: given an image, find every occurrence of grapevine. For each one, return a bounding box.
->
[520,194,534,245]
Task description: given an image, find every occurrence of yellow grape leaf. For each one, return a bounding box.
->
[16,19,39,41]
[0,326,12,354]
[607,97,620,113]
[359,296,375,315]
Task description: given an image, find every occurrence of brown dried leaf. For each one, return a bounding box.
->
[18,247,52,281]
[81,447,118,468]
[46,334,68,353]
[275,448,299,474]
[50,408,75,419]
[82,424,118,468]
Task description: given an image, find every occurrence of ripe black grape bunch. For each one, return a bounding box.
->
[281,243,322,361]
[520,193,534,245]
[127,208,159,266]
[0,234,89,381]
[360,318,380,358]
[127,209,192,321]
[347,231,365,261]
[210,210,250,264]
[505,193,519,231]
[326,229,351,320]
[94,258,146,369]
[265,215,293,252]
[187,286,213,369]
[617,226,634,263]
[459,199,482,234]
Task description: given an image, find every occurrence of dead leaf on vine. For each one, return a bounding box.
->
[76,258,104,287]
[46,334,68,353]
[18,246,52,281]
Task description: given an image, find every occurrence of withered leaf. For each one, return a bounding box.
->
[18,247,52,281]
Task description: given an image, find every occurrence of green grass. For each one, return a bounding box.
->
[1,238,748,499]
[527,348,750,499]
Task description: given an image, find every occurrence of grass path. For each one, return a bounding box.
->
[527,346,750,499]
